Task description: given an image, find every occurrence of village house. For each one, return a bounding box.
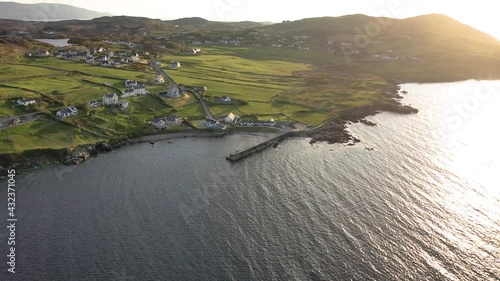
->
[151,118,166,129]
[17,98,36,106]
[169,62,181,69]
[118,101,129,108]
[56,106,78,118]
[103,93,119,105]
[225,113,236,123]
[130,53,140,63]
[117,50,127,56]
[125,79,138,87]
[36,50,50,57]
[194,86,207,92]
[165,115,181,125]
[7,118,21,126]
[121,85,147,98]
[239,119,275,127]
[205,118,220,128]
[97,55,108,62]
[89,100,101,108]
[155,76,165,83]
[221,96,232,103]
[166,85,185,99]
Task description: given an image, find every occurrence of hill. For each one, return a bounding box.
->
[0,2,111,21]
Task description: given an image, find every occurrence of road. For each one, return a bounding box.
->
[149,61,214,119]
[192,91,214,119]
[149,61,178,86]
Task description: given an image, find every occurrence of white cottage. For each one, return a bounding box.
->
[56,106,78,118]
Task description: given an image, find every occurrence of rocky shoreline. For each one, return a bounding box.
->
[0,131,230,176]
[303,87,419,145]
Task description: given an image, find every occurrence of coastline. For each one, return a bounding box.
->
[0,82,418,176]
[0,129,282,176]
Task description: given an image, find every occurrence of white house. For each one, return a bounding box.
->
[155,75,165,83]
[56,106,78,118]
[132,85,147,95]
[205,118,220,128]
[221,96,232,102]
[17,98,36,106]
[225,113,236,123]
[121,85,147,98]
[151,118,166,129]
[169,62,181,69]
[125,79,138,87]
[130,54,140,63]
[103,93,119,105]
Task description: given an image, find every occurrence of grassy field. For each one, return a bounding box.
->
[0,45,395,153]
[0,120,102,154]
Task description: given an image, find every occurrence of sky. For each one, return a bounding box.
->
[4,0,500,39]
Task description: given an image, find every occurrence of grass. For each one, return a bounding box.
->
[0,45,399,154]
[0,85,40,100]
[0,100,27,117]
[0,120,102,153]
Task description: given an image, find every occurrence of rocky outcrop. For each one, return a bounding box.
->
[64,151,91,166]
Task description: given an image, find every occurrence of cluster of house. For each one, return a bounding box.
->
[122,80,149,98]
[238,119,275,127]
[28,48,141,67]
[163,31,311,50]
[151,116,182,129]
[101,40,136,48]
[204,112,274,129]
[102,93,129,109]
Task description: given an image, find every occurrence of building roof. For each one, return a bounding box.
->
[58,108,72,115]
[18,98,36,102]
[165,115,179,121]
[152,118,164,124]
[104,93,117,98]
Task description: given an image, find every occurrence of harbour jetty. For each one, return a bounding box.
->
[226,132,291,162]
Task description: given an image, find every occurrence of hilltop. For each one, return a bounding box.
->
[0,2,111,21]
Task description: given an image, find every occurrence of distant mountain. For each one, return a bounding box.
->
[263,14,498,44]
[0,2,112,21]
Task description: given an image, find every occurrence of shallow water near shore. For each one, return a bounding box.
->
[1,80,499,280]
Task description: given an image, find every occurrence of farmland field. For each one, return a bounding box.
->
[0,45,390,154]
